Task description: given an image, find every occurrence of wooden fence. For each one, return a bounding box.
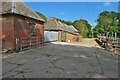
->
[16,37,44,51]
[110,38,120,54]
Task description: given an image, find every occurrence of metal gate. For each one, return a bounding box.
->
[61,31,66,42]
[16,37,44,51]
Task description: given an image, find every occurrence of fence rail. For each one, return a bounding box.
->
[16,37,44,51]
[111,38,120,52]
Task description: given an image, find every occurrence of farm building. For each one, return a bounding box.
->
[60,23,81,42]
[0,1,45,51]
[44,18,81,42]
[65,25,80,42]
[44,18,59,42]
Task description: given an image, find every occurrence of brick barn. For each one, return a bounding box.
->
[68,25,82,42]
[0,1,45,52]
[61,23,81,42]
[44,18,81,42]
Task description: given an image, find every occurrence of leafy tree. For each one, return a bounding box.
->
[36,12,47,22]
[56,18,92,38]
[73,19,92,38]
[93,11,119,37]
[56,18,73,25]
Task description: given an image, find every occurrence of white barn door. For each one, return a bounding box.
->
[44,31,58,42]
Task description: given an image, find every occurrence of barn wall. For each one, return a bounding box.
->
[44,31,58,42]
[1,14,44,50]
[66,32,76,42]
[61,31,66,42]
[15,15,44,39]
[14,15,44,49]
[1,14,15,50]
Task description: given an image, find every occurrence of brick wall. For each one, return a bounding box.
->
[1,14,44,50]
[66,32,75,42]
[1,14,15,50]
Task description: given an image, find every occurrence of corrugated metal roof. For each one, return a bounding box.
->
[1,1,45,22]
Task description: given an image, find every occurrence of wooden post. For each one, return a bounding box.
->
[114,32,117,53]
[30,37,32,48]
[105,32,109,50]
[16,38,19,51]
[37,37,38,47]
[112,32,113,40]
[100,33,101,41]
[20,38,23,51]
[92,31,93,38]
[42,37,44,46]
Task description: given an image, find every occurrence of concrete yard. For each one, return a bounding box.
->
[2,38,118,78]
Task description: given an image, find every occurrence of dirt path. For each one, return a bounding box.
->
[78,38,100,47]
[52,38,100,48]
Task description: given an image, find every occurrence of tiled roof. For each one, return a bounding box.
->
[1,0,45,22]
[45,18,78,35]
[44,18,60,30]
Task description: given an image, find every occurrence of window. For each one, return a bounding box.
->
[29,23,36,36]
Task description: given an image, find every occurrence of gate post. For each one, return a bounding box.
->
[30,37,32,48]
[20,38,23,51]
[16,38,19,52]
[37,37,38,47]
[42,37,44,46]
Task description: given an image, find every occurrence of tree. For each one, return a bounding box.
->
[93,11,119,38]
[56,18,73,25]
[73,19,92,38]
[36,12,47,22]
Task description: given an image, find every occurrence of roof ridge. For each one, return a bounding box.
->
[1,1,45,22]
[11,0,16,13]
[22,2,45,21]
[51,18,60,29]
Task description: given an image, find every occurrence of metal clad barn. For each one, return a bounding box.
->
[44,31,58,42]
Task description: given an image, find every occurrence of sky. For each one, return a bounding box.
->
[25,2,118,27]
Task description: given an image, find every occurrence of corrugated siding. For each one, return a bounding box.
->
[44,31,58,42]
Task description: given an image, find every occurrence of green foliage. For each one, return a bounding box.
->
[93,11,119,37]
[56,18,73,25]
[55,18,92,38]
[73,19,92,38]
[36,12,47,22]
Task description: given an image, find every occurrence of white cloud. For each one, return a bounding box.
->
[57,12,66,15]
[104,2,111,6]
[60,12,65,15]
[90,22,97,27]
